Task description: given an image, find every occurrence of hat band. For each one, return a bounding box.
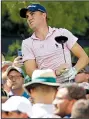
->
[33,77,56,83]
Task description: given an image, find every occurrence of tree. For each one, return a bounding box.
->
[1,1,89,35]
[2,1,89,59]
[5,40,21,61]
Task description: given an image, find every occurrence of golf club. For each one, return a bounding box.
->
[55,36,68,63]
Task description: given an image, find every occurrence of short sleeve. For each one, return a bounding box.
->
[22,39,35,62]
[59,28,78,49]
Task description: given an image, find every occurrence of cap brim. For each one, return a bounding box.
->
[20,7,46,18]
[20,8,28,18]
[6,66,18,75]
[24,81,60,91]
[2,103,15,112]
[2,103,9,111]
[6,66,24,78]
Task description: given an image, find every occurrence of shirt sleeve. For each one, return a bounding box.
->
[22,39,35,62]
[59,28,78,50]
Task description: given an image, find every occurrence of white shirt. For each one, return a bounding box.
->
[31,103,55,118]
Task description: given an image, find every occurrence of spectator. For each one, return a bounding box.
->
[53,83,86,118]
[13,56,31,83]
[2,61,13,96]
[2,61,13,80]
[5,66,30,99]
[24,69,60,118]
[78,82,89,99]
[2,96,32,118]
[2,56,24,83]
[75,65,89,83]
[71,99,89,118]
[20,4,88,83]
[13,56,23,68]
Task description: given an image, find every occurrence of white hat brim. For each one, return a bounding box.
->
[24,81,60,90]
[6,66,24,78]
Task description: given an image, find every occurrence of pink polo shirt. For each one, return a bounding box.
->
[22,26,78,83]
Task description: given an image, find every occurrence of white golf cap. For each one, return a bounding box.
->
[6,66,25,78]
[2,96,32,117]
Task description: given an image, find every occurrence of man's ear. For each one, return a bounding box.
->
[30,88,35,97]
[43,12,47,19]
[67,99,76,112]
[30,89,34,93]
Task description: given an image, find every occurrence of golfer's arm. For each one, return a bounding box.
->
[24,59,38,77]
[71,42,89,72]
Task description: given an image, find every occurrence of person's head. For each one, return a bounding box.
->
[24,69,59,104]
[6,66,25,90]
[2,96,32,118]
[53,83,86,117]
[20,4,47,30]
[78,82,89,96]
[2,110,28,118]
[75,65,89,83]
[71,99,89,118]
[28,84,57,104]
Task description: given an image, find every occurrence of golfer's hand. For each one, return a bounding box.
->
[61,67,78,81]
[13,56,23,68]
[55,63,69,76]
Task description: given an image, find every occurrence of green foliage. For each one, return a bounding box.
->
[5,55,15,62]
[1,1,89,35]
[5,40,21,61]
[8,40,21,55]
[72,47,89,64]
[1,1,89,62]
[84,47,89,56]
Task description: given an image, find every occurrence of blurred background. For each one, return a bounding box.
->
[1,1,89,62]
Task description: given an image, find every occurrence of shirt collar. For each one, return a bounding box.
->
[31,26,56,40]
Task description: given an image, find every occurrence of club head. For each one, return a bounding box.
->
[55,36,68,44]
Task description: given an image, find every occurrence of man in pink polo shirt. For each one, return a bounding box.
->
[20,4,89,83]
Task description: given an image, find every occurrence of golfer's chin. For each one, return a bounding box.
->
[29,24,36,30]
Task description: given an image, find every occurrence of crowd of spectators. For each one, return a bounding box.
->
[1,54,89,118]
[1,3,89,118]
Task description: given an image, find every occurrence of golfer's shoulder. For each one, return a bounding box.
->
[22,37,33,46]
[58,27,70,33]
